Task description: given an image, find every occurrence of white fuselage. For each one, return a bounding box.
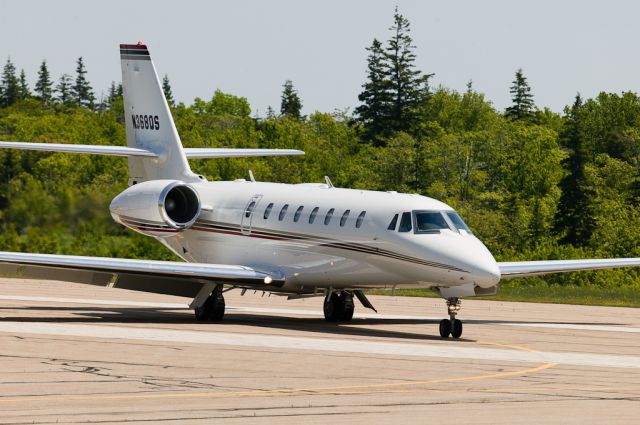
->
[116,180,501,295]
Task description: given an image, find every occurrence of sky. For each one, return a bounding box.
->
[0,0,639,117]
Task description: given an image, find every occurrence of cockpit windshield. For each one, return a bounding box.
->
[408,210,473,234]
[414,211,450,233]
[446,211,472,233]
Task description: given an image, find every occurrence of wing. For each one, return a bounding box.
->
[0,251,284,298]
[498,258,640,279]
[183,148,304,158]
[0,141,304,159]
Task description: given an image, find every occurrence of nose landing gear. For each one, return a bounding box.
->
[439,297,462,338]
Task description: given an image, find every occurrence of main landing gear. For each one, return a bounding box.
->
[323,291,355,322]
[194,284,225,322]
[439,297,463,338]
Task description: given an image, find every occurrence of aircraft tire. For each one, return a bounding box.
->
[323,292,343,322]
[194,286,225,322]
[340,292,355,322]
[439,319,451,338]
[451,319,463,338]
[207,287,225,321]
[194,304,210,321]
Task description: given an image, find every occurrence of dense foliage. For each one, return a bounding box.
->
[1,10,640,292]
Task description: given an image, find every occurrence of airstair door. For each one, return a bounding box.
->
[240,194,262,235]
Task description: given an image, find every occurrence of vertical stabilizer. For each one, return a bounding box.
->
[120,43,199,184]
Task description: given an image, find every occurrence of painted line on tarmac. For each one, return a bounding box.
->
[2,295,639,334]
[0,294,187,309]
[503,322,640,333]
[0,362,556,404]
[0,321,638,369]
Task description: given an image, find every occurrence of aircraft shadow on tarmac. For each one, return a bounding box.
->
[0,305,625,342]
[0,305,466,342]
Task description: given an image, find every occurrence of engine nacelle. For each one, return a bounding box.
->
[110,179,201,232]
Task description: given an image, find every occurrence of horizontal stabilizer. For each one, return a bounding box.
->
[0,141,304,159]
[0,141,156,157]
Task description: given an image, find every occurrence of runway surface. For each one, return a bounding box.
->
[0,279,639,424]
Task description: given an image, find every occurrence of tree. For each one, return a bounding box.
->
[18,69,30,100]
[55,73,73,105]
[384,7,432,133]
[107,81,123,104]
[265,105,276,119]
[209,90,251,117]
[355,8,432,142]
[72,57,95,109]
[555,95,590,245]
[355,39,391,143]
[35,60,53,105]
[162,74,174,107]
[280,80,303,120]
[0,58,19,107]
[505,68,535,120]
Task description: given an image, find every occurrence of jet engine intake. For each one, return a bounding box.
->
[110,180,201,231]
[160,183,200,227]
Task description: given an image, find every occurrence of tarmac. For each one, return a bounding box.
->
[0,278,638,424]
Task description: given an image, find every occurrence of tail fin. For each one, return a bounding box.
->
[120,43,199,184]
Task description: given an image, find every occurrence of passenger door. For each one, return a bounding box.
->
[240,194,262,235]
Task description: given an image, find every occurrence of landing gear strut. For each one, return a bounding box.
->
[439,297,462,338]
[323,291,354,322]
[194,284,225,322]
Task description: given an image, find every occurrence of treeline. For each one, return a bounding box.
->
[1,8,640,290]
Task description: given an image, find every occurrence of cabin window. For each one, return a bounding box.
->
[309,207,319,224]
[324,208,335,225]
[398,212,412,232]
[244,201,256,218]
[388,214,399,230]
[294,206,304,222]
[278,204,289,221]
[263,203,274,219]
[356,211,366,228]
[446,211,472,233]
[340,209,350,227]
[414,211,450,233]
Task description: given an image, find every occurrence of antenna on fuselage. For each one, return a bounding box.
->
[324,176,334,188]
[248,170,256,182]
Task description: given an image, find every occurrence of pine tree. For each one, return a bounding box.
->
[107,81,123,103]
[505,68,535,120]
[72,57,95,109]
[265,105,276,119]
[56,73,73,105]
[555,94,591,245]
[355,8,432,142]
[107,81,117,103]
[35,60,53,105]
[18,69,30,100]
[355,39,391,142]
[0,58,19,107]
[162,74,174,107]
[384,7,432,133]
[280,80,302,120]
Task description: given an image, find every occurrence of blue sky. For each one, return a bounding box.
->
[1,0,638,116]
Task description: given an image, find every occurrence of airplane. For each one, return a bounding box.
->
[1,42,639,339]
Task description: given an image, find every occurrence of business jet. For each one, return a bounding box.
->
[0,43,638,338]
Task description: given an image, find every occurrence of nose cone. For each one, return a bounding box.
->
[437,236,501,288]
[469,252,501,288]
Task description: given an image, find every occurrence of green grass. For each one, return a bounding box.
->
[368,282,640,308]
